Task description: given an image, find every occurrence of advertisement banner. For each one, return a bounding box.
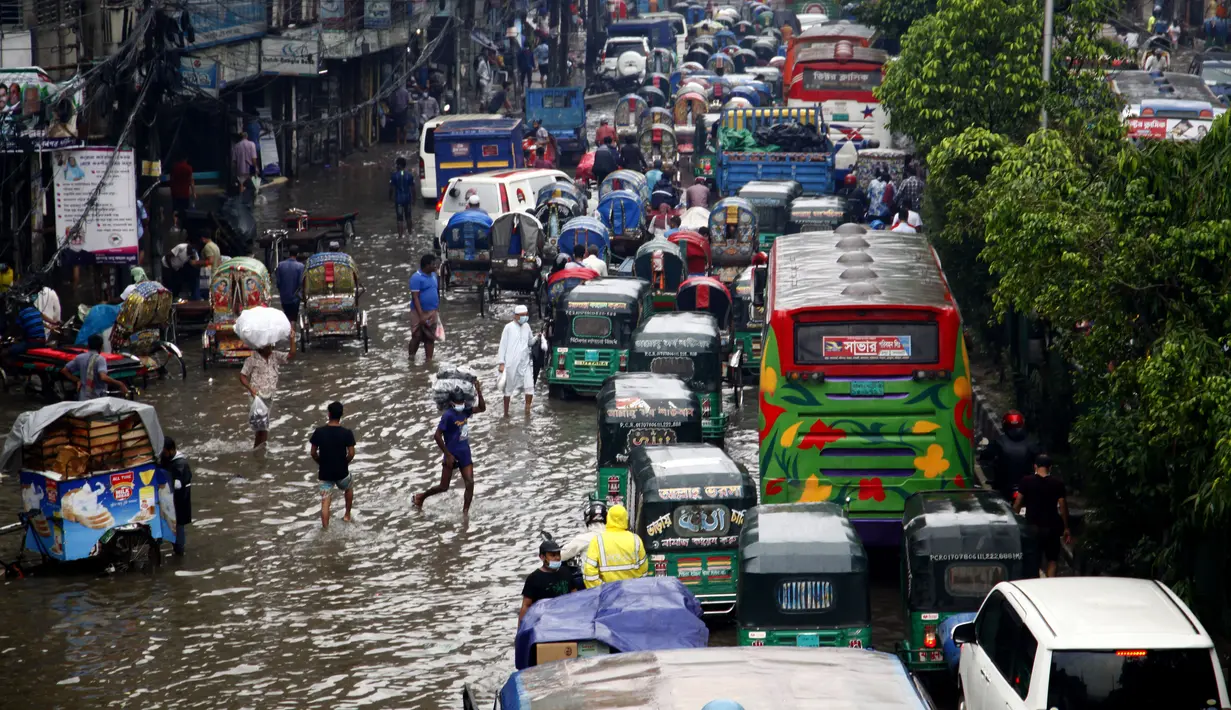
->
[0,67,82,153]
[320,0,349,29]
[821,335,912,360]
[186,0,266,49]
[52,147,139,265]
[365,0,392,28]
[1126,116,1213,141]
[257,108,281,176]
[21,466,173,562]
[179,56,219,96]
[261,36,320,76]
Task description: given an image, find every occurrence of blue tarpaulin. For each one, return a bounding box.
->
[75,304,120,346]
[940,612,976,673]
[513,577,708,670]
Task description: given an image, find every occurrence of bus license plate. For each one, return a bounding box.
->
[850,381,884,397]
[506,258,518,267]
[796,634,820,648]
[584,350,599,362]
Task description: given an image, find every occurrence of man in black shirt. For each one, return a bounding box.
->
[486,81,511,115]
[619,134,645,173]
[1013,454,1071,578]
[310,401,357,529]
[519,538,581,624]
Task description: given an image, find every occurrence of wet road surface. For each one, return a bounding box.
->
[0,138,935,709]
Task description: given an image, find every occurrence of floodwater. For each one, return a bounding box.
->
[0,128,926,710]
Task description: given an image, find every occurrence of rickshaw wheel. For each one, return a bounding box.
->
[548,383,568,400]
[302,326,311,351]
[105,530,161,573]
[732,360,744,408]
[362,325,369,354]
[152,345,186,381]
[478,279,487,317]
[487,279,501,304]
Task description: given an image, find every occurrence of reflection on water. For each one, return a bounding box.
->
[0,141,923,709]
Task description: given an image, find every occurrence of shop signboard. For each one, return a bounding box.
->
[52,147,139,265]
[261,36,321,76]
[365,0,392,29]
[186,0,266,50]
[179,56,219,96]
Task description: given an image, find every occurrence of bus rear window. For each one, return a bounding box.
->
[801,69,882,93]
[944,564,1006,597]
[794,322,939,365]
[572,316,612,338]
[777,579,833,613]
[1047,649,1221,710]
[650,356,694,379]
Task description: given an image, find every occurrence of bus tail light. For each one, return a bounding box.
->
[619,351,628,370]
[499,184,510,212]
[924,626,937,649]
[435,196,444,215]
[557,350,567,368]
[912,370,951,381]
[419,157,425,179]
[786,371,824,383]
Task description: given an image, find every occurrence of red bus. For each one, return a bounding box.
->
[783,21,880,91]
[787,41,891,147]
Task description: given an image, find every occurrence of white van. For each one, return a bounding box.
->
[434,168,571,239]
[954,577,1229,710]
[418,114,500,205]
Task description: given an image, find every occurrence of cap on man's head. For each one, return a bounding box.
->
[514,304,529,315]
[539,538,562,555]
[600,117,610,124]
[467,194,481,206]
[449,389,467,403]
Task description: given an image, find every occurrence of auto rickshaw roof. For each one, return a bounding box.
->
[789,195,848,219]
[563,277,651,306]
[902,491,1029,563]
[629,443,753,496]
[739,180,804,201]
[634,311,722,345]
[445,209,494,229]
[769,230,953,311]
[598,372,698,409]
[741,503,868,574]
[499,647,930,709]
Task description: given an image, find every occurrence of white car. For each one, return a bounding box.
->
[601,37,649,83]
[954,577,1229,710]
[418,114,501,205]
[434,168,572,240]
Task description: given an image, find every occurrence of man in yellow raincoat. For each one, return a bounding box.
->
[582,504,648,587]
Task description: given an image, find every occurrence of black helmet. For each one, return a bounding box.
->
[584,500,608,525]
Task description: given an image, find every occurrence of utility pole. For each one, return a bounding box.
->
[1041,0,1054,128]
[549,0,561,86]
[454,0,463,112]
[559,0,571,87]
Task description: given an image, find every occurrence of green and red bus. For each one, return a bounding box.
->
[757,227,974,547]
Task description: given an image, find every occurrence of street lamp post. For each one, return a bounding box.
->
[1041,0,1054,128]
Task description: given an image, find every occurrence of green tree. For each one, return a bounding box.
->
[854,0,937,46]
[977,122,1231,628]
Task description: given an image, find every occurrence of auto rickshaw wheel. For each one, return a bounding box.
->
[487,278,501,304]
[732,363,744,408]
[105,530,161,574]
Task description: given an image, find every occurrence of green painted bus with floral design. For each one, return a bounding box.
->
[737,502,871,648]
[758,226,974,548]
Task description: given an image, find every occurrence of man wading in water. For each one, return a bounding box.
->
[414,381,487,516]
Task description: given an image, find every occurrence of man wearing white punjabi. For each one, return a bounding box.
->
[498,304,534,417]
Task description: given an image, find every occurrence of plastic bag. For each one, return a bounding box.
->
[430,378,477,410]
[249,396,270,432]
[435,320,446,343]
[234,306,292,349]
[437,362,480,384]
[496,368,507,392]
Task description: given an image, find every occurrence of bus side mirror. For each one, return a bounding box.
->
[952,621,976,645]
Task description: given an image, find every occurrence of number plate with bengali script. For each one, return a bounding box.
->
[796,634,820,648]
[850,381,885,397]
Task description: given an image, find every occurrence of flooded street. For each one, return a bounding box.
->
[0,142,913,710]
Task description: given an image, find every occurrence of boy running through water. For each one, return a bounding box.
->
[414,380,486,515]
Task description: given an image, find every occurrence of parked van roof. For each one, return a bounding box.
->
[1005,577,1211,650]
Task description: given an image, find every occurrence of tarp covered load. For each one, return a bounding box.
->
[753,120,828,153]
[499,646,934,709]
[513,577,708,670]
[1,398,164,472]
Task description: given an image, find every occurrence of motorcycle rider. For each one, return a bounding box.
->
[581,503,648,587]
[979,410,1040,499]
[560,500,609,563]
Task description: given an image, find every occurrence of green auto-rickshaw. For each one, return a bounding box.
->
[628,443,757,615]
[596,372,703,505]
[732,263,766,375]
[900,491,1036,672]
[547,278,653,398]
[628,312,729,446]
[738,180,802,250]
[737,502,872,648]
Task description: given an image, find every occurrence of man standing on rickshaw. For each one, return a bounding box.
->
[497,304,535,417]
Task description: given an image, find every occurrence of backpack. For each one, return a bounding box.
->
[593,145,618,174]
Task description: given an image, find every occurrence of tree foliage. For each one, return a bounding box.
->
[977,121,1231,625]
[853,0,937,47]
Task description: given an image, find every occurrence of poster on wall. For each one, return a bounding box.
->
[320,0,348,29]
[0,67,82,153]
[52,147,138,265]
[365,0,392,28]
[257,108,281,177]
